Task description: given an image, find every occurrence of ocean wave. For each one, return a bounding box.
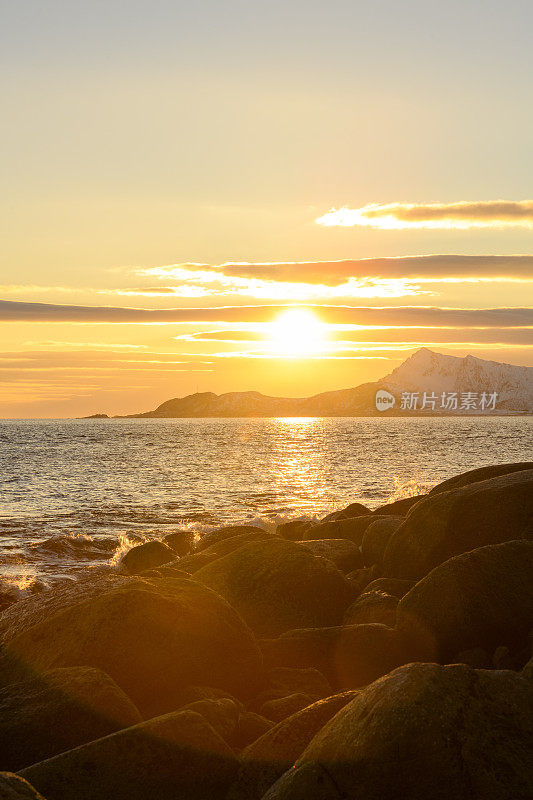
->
[32,533,118,560]
[0,572,48,608]
[387,476,432,502]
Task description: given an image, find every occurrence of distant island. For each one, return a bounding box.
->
[83,349,533,419]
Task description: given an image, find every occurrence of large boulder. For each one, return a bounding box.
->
[397,540,533,660]
[0,574,131,645]
[255,667,332,708]
[361,516,403,567]
[194,525,266,552]
[372,495,426,516]
[121,541,175,574]
[193,539,353,637]
[259,693,315,723]
[321,502,370,523]
[277,519,314,541]
[429,461,533,496]
[269,663,533,800]
[0,773,46,800]
[173,530,275,575]
[261,628,341,679]
[0,666,141,771]
[4,575,264,718]
[177,697,240,744]
[262,624,421,689]
[20,710,239,800]
[163,530,194,556]
[227,692,358,800]
[343,589,399,627]
[332,624,418,689]
[383,469,533,580]
[301,515,378,546]
[297,539,363,572]
[233,711,273,750]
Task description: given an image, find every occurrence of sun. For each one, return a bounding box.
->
[268,308,328,358]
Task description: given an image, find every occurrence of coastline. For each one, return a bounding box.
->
[0,461,532,799]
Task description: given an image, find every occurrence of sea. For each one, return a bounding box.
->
[0,416,531,598]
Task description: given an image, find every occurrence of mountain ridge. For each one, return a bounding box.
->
[100,349,532,418]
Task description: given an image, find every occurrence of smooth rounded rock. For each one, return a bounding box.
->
[384,470,533,580]
[121,541,175,575]
[428,461,533,496]
[194,539,353,637]
[227,692,357,800]
[5,574,264,718]
[361,516,403,567]
[277,663,533,800]
[0,666,141,771]
[163,530,194,556]
[397,540,533,661]
[20,710,239,800]
[343,590,399,627]
[297,539,363,572]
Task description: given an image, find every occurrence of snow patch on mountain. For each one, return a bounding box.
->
[382,348,532,411]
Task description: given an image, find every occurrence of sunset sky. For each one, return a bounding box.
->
[2,0,532,417]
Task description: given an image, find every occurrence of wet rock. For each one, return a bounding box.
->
[297,539,363,572]
[194,539,353,637]
[321,502,370,523]
[259,693,315,722]
[121,541,175,574]
[0,772,46,800]
[384,470,533,580]
[428,461,533,496]
[302,515,376,546]
[175,530,276,574]
[397,540,533,661]
[5,574,264,718]
[372,495,426,516]
[277,520,314,541]
[163,530,194,556]
[194,525,266,552]
[361,516,403,567]
[227,692,357,800]
[274,663,533,800]
[20,710,239,800]
[342,589,398,627]
[0,666,141,771]
[0,575,132,646]
[165,550,222,574]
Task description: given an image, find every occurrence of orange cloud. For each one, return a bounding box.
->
[316,201,533,230]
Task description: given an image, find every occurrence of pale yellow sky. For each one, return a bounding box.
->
[1,1,532,416]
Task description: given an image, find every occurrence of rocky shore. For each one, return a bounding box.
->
[0,462,532,799]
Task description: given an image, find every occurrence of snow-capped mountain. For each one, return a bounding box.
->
[381,348,532,412]
[117,349,532,418]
